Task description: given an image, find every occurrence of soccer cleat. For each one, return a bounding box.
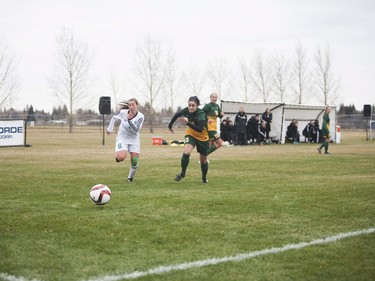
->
[317,148,322,154]
[201,178,208,184]
[175,173,185,181]
[127,177,134,182]
[325,152,330,156]
[115,157,120,163]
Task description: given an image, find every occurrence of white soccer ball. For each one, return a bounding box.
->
[89,184,111,205]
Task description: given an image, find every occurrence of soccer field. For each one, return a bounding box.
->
[1,127,374,281]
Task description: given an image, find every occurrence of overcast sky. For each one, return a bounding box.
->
[1,0,374,112]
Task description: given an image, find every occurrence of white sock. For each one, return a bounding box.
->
[128,165,138,179]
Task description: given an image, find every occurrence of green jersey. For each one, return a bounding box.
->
[322,112,330,136]
[169,107,209,141]
[203,102,222,131]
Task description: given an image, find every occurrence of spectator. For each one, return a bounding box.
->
[286,119,300,144]
[313,119,322,143]
[221,119,233,144]
[303,120,315,142]
[227,120,235,144]
[234,107,247,145]
[261,108,273,144]
[303,120,321,143]
[256,120,267,145]
[247,114,260,145]
[220,119,228,141]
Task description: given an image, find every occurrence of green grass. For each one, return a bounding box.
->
[1,127,374,281]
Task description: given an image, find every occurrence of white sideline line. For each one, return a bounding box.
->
[86,227,375,281]
[0,273,41,281]
[1,228,374,281]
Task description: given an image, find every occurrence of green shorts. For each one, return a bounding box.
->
[184,135,209,156]
[208,130,220,141]
[322,129,330,138]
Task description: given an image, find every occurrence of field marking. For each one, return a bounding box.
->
[0,273,41,281]
[1,228,374,281]
[86,227,375,281]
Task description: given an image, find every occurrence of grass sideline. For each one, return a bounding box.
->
[0,127,374,281]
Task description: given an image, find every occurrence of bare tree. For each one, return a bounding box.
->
[165,49,181,114]
[251,50,274,102]
[314,44,341,106]
[109,71,122,110]
[272,51,290,103]
[183,64,206,97]
[206,57,232,100]
[238,57,252,102]
[0,39,19,109]
[48,28,93,133]
[291,40,310,104]
[134,35,168,133]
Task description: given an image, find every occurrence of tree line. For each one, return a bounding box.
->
[0,103,177,128]
[1,103,372,132]
[1,29,343,133]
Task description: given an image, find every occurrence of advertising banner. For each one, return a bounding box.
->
[0,119,26,147]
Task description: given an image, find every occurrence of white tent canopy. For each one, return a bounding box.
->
[220,101,336,144]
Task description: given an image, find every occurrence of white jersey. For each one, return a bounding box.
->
[107,109,144,152]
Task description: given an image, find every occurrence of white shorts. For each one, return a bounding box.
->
[115,135,140,154]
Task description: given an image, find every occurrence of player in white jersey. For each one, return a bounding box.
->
[106,98,144,182]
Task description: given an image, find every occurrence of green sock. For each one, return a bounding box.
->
[324,142,329,153]
[207,144,217,155]
[181,153,190,176]
[201,162,209,179]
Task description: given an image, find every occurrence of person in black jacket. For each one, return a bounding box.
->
[303,120,315,142]
[234,107,247,145]
[261,108,273,144]
[286,119,300,144]
[227,120,235,144]
[313,119,322,143]
[220,119,228,141]
[303,119,321,143]
[247,114,260,145]
[257,120,267,145]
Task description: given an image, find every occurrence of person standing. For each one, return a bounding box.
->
[168,96,210,183]
[203,93,224,154]
[317,106,331,155]
[261,108,273,144]
[106,98,144,182]
[313,119,321,143]
[234,107,247,145]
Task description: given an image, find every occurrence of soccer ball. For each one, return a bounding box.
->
[89,184,111,205]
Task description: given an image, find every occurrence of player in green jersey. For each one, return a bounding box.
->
[203,93,225,155]
[168,96,210,183]
[317,106,331,155]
